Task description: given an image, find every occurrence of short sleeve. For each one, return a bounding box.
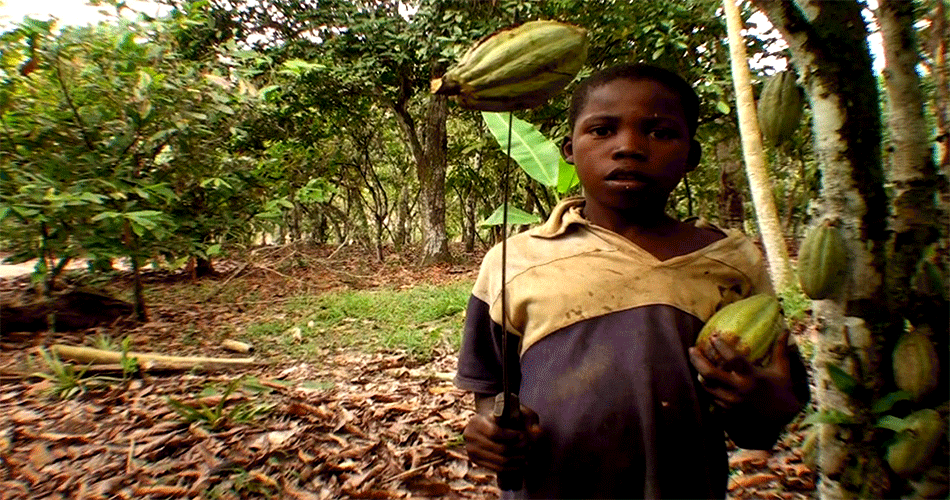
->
[455,295,522,396]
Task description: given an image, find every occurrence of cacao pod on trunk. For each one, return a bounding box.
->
[757,70,804,146]
[885,408,945,477]
[797,220,849,300]
[695,294,784,367]
[892,329,940,401]
[431,20,588,112]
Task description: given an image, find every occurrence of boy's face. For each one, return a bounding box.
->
[562,78,699,215]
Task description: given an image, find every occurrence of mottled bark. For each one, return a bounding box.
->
[878,0,944,324]
[878,2,949,495]
[391,93,452,265]
[751,1,891,498]
[419,93,451,265]
[926,0,949,175]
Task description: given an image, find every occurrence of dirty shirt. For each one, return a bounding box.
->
[455,197,774,499]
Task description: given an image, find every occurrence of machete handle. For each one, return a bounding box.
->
[493,392,525,492]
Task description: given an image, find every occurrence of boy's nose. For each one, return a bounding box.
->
[612,130,648,160]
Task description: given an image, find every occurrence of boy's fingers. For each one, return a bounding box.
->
[463,413,531,470]
[520,404,543,439]
[770,329,791,367]
[690,347,755,394]
[690,347,730,384]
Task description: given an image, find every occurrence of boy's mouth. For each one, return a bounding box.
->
[605,169,651,183]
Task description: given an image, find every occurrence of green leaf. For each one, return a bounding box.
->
[556,158,579,194]
[871,391,913,415]
[876,415,911,433]
[481,112,560,187]
[825,362,860,396]
[91,211,122,222]
[716,100,730,114]
[280,59,326,75]
[802,409,858,426]
[479,204,541,227]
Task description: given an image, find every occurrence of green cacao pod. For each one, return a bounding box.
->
[695,294,784,367]
[757,70,804,146]
[892,329,940,401]
[886,408,945,477]
[797,220,849,300]
[431,20,588,112]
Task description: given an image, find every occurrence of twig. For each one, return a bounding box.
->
[201,261,250,302]
[326,241,349,260]
[386,457,448,483]
[252,263,310,286]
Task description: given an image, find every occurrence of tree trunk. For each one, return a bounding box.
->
[878,2,949,494]
[723,0,794,291]
[390,94,451,265]
[878,0,944,324]
[926,0,949,177]
[419,92,452,265]
[716,137,746,230]
[752,1,892,498]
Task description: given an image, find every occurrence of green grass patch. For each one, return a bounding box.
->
[244,280,473,362]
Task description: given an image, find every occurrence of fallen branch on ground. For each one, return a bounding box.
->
[50,345,257,371]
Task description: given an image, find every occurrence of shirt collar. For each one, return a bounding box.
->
[529,197,590,239]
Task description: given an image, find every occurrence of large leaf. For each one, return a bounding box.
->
[557,157,580,194]
[482,112,560,188]
[479,204,541,227]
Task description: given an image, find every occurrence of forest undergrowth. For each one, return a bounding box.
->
[1,243,818,499]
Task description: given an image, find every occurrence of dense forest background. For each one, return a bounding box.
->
[2,1,948,498]
[1,0,840,284]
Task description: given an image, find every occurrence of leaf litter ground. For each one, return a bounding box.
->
[0,243,817,499]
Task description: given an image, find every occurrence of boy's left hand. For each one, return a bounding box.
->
[688,329,800,418]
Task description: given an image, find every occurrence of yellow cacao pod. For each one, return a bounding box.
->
[893,329,940,401]
[431,20,588,112]
[695,294,784,367]
[757,70,804,146]
[797,220,849,300]
[886,408,945,477]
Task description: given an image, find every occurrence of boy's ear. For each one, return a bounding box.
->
[686,139,701,172]
[561,136,574,164]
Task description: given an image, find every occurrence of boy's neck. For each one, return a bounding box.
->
[581,200,724,261]
[582,201,678,237]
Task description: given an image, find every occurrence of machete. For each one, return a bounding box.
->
[492,111,523,492]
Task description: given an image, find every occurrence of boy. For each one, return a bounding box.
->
[455,63,809,499]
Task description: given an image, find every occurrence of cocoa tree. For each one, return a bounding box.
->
[752,0,948,497]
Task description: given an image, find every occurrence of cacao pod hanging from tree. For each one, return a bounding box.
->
[885,408,945,477]
[431,20,588,112]
[756,70,804,146]
[892,327,940,402]
[797,219,849,300]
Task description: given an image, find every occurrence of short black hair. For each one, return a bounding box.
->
[568,63,700,137]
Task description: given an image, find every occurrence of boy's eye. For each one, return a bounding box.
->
[590,126,612,136]
[650,128,679,139]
